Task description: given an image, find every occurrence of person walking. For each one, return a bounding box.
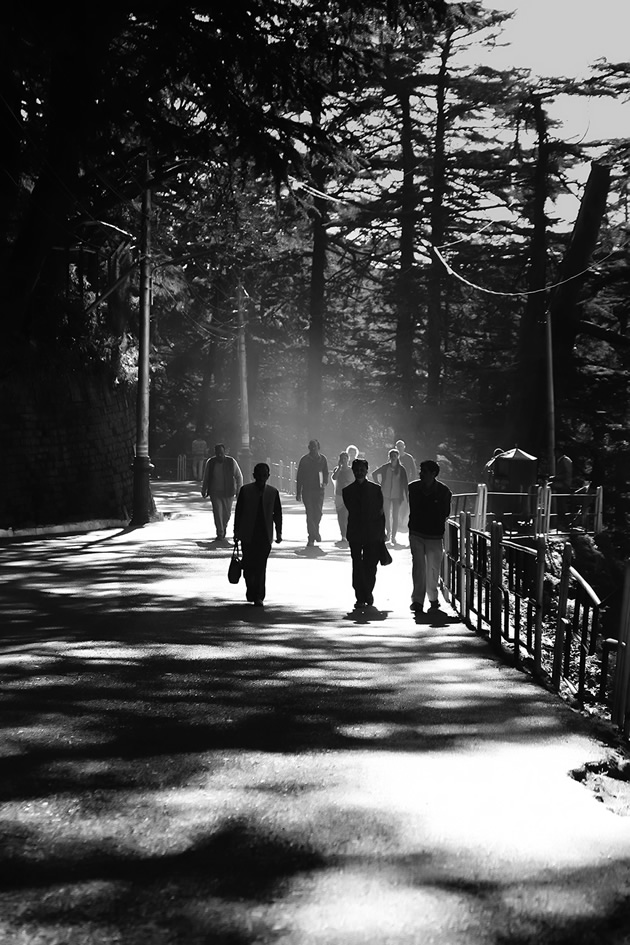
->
[372,448,409,545]
[191,434,208,481]
[296,439,329,547]
[331,451,354,547]
[395,439,417,535]
[342,458,386,610]
[201,444,243,543]
[233,462,282,606]
[408,459,452,614]
[395,439,418,483]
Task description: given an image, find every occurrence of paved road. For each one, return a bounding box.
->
[1,482,630,944]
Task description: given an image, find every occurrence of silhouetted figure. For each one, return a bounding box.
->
[372,448,409,545]
[233,463,282,606]
[343,458,386,610]
[191,435,207,481]
[331,451,354,547]
[395,439,417,534]
[296,439,329,547]
[408,460,452,614]
[201,444,243,543]
[395,439,418,482]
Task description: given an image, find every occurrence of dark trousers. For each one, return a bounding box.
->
[242,539,271,602]
[349,540,381,605]
[303,489,324,542]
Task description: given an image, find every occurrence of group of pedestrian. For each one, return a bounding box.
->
[197,436,452,616]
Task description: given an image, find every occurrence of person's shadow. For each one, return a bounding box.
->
[414,608,459,626]
[294,546,326,557]
[343,606,389,623]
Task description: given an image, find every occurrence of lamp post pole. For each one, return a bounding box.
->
[131,161,154,526]
[237,283,252,481]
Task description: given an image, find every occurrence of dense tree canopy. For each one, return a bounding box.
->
[2,1,630,534]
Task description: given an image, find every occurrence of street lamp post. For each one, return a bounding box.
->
[237,283,252,481]
[130,163,154,526]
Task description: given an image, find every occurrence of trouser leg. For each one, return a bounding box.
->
[361,541,380,604]
[383,498,392,539]
[304,490,323,542]
[409,533,428,606]
[242,541,271,601]
[336,503,348,539]
[350,542,367,603]
[424,538,444,602]
[211,495,232,538]
[390,500,401,541]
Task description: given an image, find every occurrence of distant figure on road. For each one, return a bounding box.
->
[372,448,409,546]
[346,444,359,466]
[331,451,354,547]
[201,444,243,543]
[296,439,329,547]
[234,463,282,607]
[408,460,452,614]
[395,439,418,483]
[343,458,386,610]
[191,435,208,481]
[395,439,417,535]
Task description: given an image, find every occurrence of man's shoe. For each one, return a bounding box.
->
[307,539,315,547]
[354,601,365,609]
[410,602,422,612]
[253,600,264,607]
[429,600,440,610]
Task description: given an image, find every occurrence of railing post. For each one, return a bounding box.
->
[543,484,552,535]
[490,520,503,650]
[474,483,487,532]
[534,485,543,534]
[612,561,630,731]
[465,512,474,619]
[458,510,468,620]
[552,543,573,689]
[533,534,546,676]
[594,486,604,534]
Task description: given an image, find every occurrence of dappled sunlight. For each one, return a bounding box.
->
[3,502,630,944]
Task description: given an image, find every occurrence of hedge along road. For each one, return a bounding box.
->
[1,481,630,945]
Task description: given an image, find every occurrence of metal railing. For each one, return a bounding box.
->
[450,483,603,537]
[267,459,297,495]
[443,510,630,742]
[443,513,544,673]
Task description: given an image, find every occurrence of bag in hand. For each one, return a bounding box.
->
[379,542,392,566]
[228,541,242,584]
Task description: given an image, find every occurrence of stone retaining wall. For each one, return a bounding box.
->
[0,366,135,529]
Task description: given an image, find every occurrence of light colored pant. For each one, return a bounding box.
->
[383,497,402,540]
[210,494,233,539]
[409,534,444,606]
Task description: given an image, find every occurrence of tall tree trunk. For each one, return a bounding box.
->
[550,162,610,398]
[0,20,22,271]
[511,95,549,456]
[426,37,451,405]
[5,14,113,338]
[307,130,327,436]
[396,88,417,409]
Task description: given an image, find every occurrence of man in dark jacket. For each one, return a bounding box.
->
[296,439,329,547]
[201,444,243,543]
[342,459,386,610]
[233,463,282,606]
[408,460,452,613]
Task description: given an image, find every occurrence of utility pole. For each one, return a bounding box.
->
[131,160,154,526]
[237,283,252,481]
